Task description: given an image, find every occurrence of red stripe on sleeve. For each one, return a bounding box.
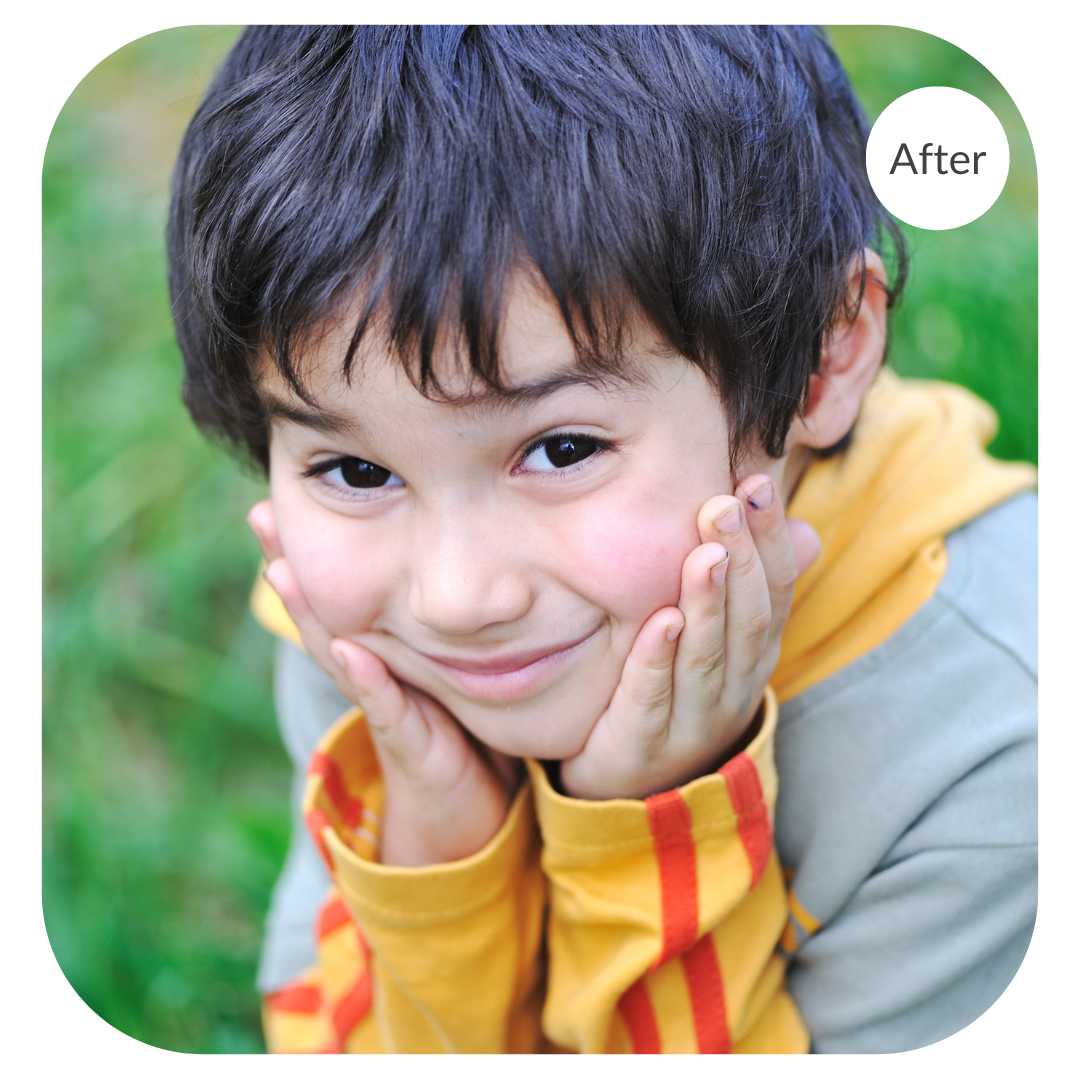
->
[317,894,352,940]
[718,752,772,887]
[681,933,731,1053]
[333,970,373,1042]
[308,751,364,829]
[265,982,322,1015]
[645,789,699,969]
[617,978,662,1053]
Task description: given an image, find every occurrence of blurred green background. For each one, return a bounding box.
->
[42,26,1037,1053]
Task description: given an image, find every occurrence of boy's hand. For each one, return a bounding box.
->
[247,501,516,868]
[559,475,819,800]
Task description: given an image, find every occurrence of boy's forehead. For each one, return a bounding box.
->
[256,351,656,436]
[257,274,677,429]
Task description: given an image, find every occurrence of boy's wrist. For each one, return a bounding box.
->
[377,759,514,868]
[557,694,767,801]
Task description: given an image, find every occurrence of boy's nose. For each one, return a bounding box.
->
[408,530,534,637]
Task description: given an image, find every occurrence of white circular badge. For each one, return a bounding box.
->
[865,86,1010,230]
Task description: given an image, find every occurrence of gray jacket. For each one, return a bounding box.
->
[256,491,1037,1054]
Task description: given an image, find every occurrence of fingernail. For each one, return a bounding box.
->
[714,504,742,534]
[665,621,684,643]
[329,643,347,670]
[710,549,729,586]
[747,482,774,511]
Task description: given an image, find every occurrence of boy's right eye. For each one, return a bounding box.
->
[302,456,404,491]
[517,433,610,473]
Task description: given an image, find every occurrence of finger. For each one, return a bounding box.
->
[263,557,330,653]
[695,495,773,681]
[606,606,684,736]
[328,642,506,865]
[328,637,435,769]
[736,474,801,640]
[262,557,359,703]
[247,500,284,562]
[672,540,729,708]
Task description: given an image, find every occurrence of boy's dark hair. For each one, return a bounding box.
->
[169,25,907,473]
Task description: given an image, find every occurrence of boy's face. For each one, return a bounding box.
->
[264,276,786,760]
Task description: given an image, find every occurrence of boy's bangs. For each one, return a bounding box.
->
[170,26,905,470]
[342,272,635,408]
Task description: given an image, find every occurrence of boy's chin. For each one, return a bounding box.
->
[456,706,597,763]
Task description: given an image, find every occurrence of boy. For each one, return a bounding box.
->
[168,26,1037,1053]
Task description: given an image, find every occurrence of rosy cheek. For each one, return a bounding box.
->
[558,508,696,629]
[273,496,390,638]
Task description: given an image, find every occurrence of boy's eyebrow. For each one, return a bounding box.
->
[259,365,654,429]
[260,393,363,435]
[465,367,651,414]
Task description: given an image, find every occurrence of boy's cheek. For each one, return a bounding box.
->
[546,450,730,627]
[555,506,696,622]
[295,539,387,634]
[301,548,387,635]
[271,495,390,636]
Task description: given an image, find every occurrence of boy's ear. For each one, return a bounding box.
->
[787,248,889,451]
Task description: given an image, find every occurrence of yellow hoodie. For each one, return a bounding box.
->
[255,371,1035,1054]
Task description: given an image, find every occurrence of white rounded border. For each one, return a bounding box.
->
[19,4,1062,1075]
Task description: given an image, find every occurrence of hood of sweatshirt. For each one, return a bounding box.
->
[773,368,1036,702]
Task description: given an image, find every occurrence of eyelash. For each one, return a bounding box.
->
[300,456,402,498]
[514,431,616,475]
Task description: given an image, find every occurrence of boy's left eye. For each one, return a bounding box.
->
[303,456,405,492]
[519,434,606,472]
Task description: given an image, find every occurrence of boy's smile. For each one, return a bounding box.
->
[263,275,786,760]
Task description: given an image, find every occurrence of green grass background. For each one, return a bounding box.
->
[42,26,1037,1053]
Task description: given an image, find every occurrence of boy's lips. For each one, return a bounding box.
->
[420,629,600,699]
